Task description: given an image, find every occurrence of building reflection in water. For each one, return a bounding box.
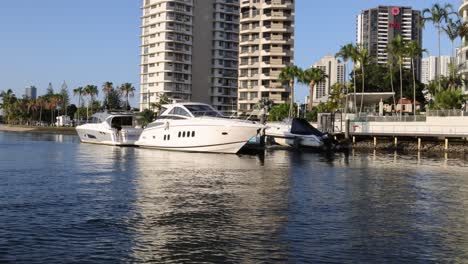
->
[344,152,468,261]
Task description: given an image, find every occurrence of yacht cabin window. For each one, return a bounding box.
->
[184,104,223,117]
[168,107,191,117]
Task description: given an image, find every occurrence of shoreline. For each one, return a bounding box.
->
[351,138,468,154]
[0,125,77,135]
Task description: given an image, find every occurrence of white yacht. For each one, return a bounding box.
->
[135,103,262,154]
[76,112,143,146]
[265,118,329,148]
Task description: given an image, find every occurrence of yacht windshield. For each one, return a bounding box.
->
[184,104,223,117]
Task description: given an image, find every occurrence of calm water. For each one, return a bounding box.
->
[0,132,467,263]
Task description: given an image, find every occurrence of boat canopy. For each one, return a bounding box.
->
[160,103,224,118]
[90,112,111,123]
[183,104,223,117]
[290,118,324,137]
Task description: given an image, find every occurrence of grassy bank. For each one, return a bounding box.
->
[0,125,77,135]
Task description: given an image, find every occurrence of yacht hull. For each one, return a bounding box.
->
[265,122,324,148]
[136,121,261,154]
[139,141,248,154]
[76,127,141,146]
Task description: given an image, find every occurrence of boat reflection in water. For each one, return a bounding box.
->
[128,148,291,262]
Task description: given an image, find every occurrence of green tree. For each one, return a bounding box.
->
[151,93,170,114]
[423,3,453,90]
[102,81,114,109]
[328,83,346,111]
[139,109,155,126]
[106,88,122,110]
[433,89,464,109]
[279,65,302,117]
[73,87,84,121]
[48,94,62,125]
[46,82,54,96]
[83,85,98,120]
[356,46,370,114]
[335,43,354,113]
[36,96,46,123]
[59,81,69,116]
[67,104,77,121]
[406,41,427,115]
[443,17,459,61]
[0,89,17,123]
[118,83,136,110]
[298,67,328,111]
[388,35,407,111]
[268,103,296,121]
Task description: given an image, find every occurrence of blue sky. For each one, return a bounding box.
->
[0,0,462,105]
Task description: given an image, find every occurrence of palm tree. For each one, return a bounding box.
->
[406,41,427,116]
[152,93,170,114]
[83,85,98,120]
[36,97,45,124]
[0,89,16,123]
[73,87,84,122]
[356,45,370,114]
[335,43,354,113]
[388,35,407,115]
[443,18,460,61]
[279,65,302,117]
[423,3,453,91]
[298,67,328,111]
[118,83,136,110]
[386,57,397,111]
[26,99,36,123]
[102,82,114,109]
[49,95,62,125]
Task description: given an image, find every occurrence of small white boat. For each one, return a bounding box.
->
[265,118,329,148]
[135,103,262,154]
[76,112,143,146]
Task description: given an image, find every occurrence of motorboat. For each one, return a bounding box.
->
[76,111,143,146]
[135,103,262,154]
[265,118,331,148]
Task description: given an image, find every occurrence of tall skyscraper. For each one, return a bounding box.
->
[25,86,37,100]
[357,6,423,78]
[457,0,468,94]
[421,56,453,85]
[311,55,346,105]
[140,0,239,113]
[237,0,295,116]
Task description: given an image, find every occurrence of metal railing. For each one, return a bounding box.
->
[354,115,427,122]
[426,110,467,117]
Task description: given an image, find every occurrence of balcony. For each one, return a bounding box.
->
[264,0,294,8]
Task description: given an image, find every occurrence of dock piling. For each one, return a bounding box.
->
[445,138,449,151]
[373,137,377,148]
[418,138,421,151]
[394,137,398,148]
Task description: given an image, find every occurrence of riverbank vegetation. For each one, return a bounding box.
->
[0,82,136,126]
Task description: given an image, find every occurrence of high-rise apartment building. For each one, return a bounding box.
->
[139,0,239,113]
[357,6,422,78]
[25,86,37,100]
[457,0,468,94]
[312,55,345,105]
[421,56,453,85]
[237,0,295,116]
